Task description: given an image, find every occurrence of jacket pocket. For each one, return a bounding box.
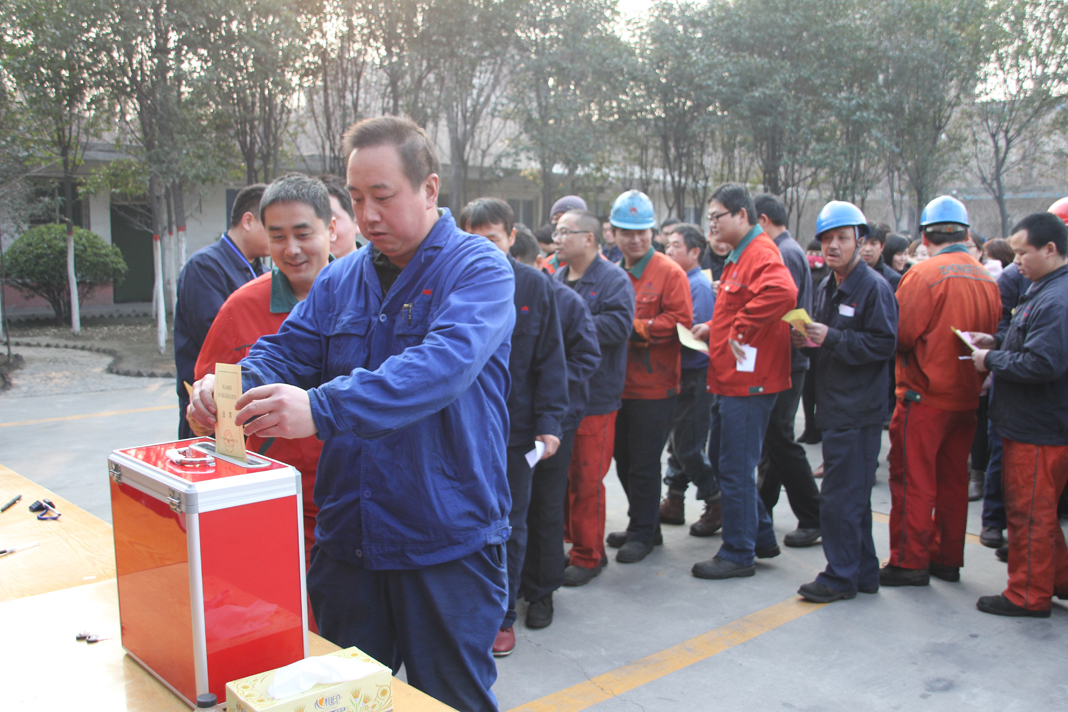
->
[325,311,370,375]
[635,292,662,320]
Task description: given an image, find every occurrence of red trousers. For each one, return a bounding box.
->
[1002,439,1068,611]
[564,411,617,569]
[887,399,976,569]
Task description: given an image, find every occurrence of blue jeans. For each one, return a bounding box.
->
[816,426,881,593]
[982,420,1006,530]
[307,544,506,712]
[713,393,778,566]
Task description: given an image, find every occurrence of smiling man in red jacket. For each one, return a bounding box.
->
[691,183,798,580]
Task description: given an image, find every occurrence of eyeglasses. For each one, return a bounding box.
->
[552,228,591,239]
[707,210,733,224]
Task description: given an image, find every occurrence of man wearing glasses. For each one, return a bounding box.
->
[691,183,798,580]
[552,209,636,585]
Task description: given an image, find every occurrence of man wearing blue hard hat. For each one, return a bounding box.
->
[882,195,1000,588]
[605,189,693,564]
[791,201,898,602]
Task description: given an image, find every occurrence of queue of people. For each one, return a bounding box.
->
[174,114,1068,712]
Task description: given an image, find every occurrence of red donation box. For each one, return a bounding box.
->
[108,438,308,706]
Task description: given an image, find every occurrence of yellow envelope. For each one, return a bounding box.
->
[951,326,979,353]
[782,308,813,335]
[677,323,709,353]
[214,363,247,462]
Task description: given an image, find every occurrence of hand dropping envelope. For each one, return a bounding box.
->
[214,363,247,462]
[677,323,709,353]
[267,655,384,699]
[782,308,818,348]
[525,441,546,468]
[736,344,757,372]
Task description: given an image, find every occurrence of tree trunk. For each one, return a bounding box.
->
[172,180,187,269]
[540,157,555,224]
[149,174,168,355]
[62,147,80,335]
[164,184,176,313]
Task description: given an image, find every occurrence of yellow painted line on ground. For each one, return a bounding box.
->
[507,597,824,712]
[872,510,983,547]
[0,404,172,428]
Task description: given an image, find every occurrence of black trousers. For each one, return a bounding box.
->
[615,396,677,544]
[758,371,821,530]
[801,368,818,435]
[663,366,717,499]
[520,427,577,602]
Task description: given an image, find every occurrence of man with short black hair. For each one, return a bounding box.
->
[970,212,1068,617]
[882,196,1000,588]
[752,193,821,549]
[190,116,515,712]
[174,183,269,438]
[690,183,797,580]
[319,174,361,257]
[858,223,901,291]
[459,197,568,656]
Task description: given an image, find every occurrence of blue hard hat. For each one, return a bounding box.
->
[815,201,869,241]
[920,196,969,230]
[610,190,656,230]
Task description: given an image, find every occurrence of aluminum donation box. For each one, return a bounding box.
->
[108,438,308,706]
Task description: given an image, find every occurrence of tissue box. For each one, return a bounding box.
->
[227,647,393,712]
[109,438,308,707]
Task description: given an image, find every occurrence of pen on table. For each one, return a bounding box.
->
[0,541,40,556]
[1,495,21,513]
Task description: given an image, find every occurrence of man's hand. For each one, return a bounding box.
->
[968,332,997,349]
[972,349,990,373]
[185,405,213,437]
[535,434,560,460]
[790,326,808,349]
[630,318,650,345]
[235,384,317,439]
[189,375,218,428]
[691,323,710,341]
[728,338,746,363]
[806,322,830,346]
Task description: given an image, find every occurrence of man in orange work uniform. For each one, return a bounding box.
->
[690,183,798,580]
[192,173,335,567]
[881,196,1000,587]
[604,190,693,564]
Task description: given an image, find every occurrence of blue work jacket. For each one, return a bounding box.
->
[555,256,636,416]
[808,262,898,431]
[548,277,602,430]
[987,265,1068,446]
[174,234,265,397]
[681,266,715,371]
[239,210,515,570]
[996,263,1031,343]
[507,256,568,447]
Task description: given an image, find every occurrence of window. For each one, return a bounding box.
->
[507,199,536,228]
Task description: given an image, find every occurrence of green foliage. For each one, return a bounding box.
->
[4,224,127,323]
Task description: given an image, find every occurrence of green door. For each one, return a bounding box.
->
[110,204,154,303]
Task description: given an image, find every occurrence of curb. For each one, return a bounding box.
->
[10,340,175,379]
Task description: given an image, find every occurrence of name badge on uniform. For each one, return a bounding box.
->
[838,304,855,317]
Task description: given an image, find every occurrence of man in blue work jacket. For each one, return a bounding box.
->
[793,202,898,603]
[190,117,514,712]
[174,183,268,438]
[458,198,569,658]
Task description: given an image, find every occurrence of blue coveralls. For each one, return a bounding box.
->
[809,262,898,593]
[238,210,515,712]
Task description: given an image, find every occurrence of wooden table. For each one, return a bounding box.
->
[0,464,454,711]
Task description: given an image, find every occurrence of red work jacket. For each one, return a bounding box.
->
[622,249,692,399]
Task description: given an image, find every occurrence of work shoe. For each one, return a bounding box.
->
[689,498,722,537]
[995,545,1009,563]
[492,627,516,657]
[858,584,880,594]
[879,564,929,587]
[783,527,822,548]
[980,526,1004,548]
[929,562,961,582]
[616,539,654,563]
[756,543,781,559]
[562,557,607,587]
[659,495,685,525]
[606,530,662,548]
[976,594,1051,618]
[798,581,857,603]
[968,469,985,502]
[525,594,553,629]
[692,555,755,579]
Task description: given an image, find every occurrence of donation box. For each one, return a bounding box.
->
[108,438,308,706]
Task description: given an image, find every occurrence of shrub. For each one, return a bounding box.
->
[4,223,127,323]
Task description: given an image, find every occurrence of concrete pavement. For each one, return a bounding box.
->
[1,345,1064,711]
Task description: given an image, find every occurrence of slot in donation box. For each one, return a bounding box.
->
[108,438,308,707]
